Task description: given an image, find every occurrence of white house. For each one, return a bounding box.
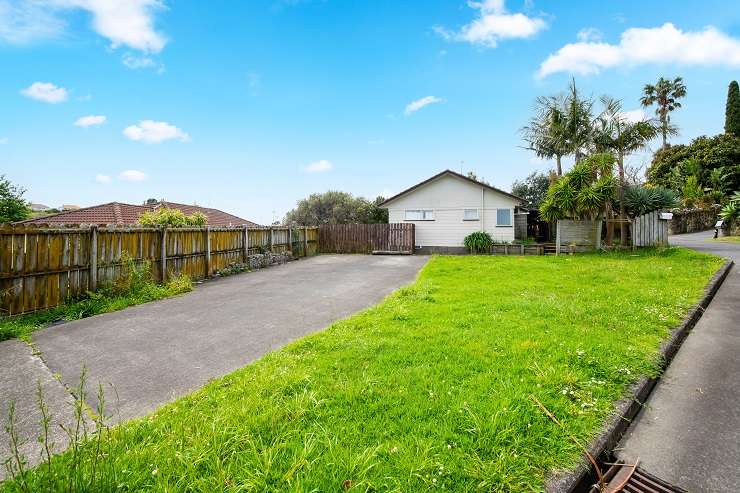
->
[379,170,526,253]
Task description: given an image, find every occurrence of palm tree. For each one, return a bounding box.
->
[521,79,593,175]
[564,78,594,163]
[640,76,686,148]
[521,95,570,176]
[594,97,659,243]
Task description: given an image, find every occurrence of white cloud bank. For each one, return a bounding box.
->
[123,120,189,143]
[304,160,333,173]
[435,0,546,48]
[118,169,148,182]
[0,0,166,53]
[538,23,740,78]
[95,174,112,183]
[404,96,444,115]
[21,81,68,103]
[75,115,106,127]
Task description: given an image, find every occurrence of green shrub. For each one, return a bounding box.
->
[464,231,493,254]
[622,186,678,216]
[138,208,208,227]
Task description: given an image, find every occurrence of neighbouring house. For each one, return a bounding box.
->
[19,200,261,227]
[29,203,52,212]
[379,170,527,253]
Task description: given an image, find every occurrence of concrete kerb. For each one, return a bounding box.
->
[545,259,735,493]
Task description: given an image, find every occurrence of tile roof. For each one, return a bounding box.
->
[18,201,261,227]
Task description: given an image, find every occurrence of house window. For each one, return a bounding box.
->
[463,208,479,221]
[404,209,434,221]
[496,208,512,226]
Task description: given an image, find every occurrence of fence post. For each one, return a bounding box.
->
[304,226,308,256]
[269,227,274,252]
[161,226,168,283]
[205,226,211,277]
[243,226,249,262]
[288,227,293,254]
[89,225,98,291]
[555,221,561,256]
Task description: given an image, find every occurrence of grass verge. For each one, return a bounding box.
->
[1,248,722,491]
[0,258,192,342]
[712,235,740,243]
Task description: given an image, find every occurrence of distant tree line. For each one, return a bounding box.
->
[284,191,388,225]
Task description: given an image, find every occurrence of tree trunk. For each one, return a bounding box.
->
[556,155,562,176]
[618,151,627,245]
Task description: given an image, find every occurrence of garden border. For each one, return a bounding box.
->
[545,258,735,493]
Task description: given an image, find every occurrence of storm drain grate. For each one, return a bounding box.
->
[588,464,688,493]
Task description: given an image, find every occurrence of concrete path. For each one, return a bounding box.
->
[617,231,740,492]
[0,340,78,480]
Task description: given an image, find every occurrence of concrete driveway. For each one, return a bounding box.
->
[32,254,427,421]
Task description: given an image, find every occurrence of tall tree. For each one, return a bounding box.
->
[594,97,658,242]
[521,95,570,176]
[725,80,740,136]
[0,175,30,224]
[564,78,594,163]
[640,76,686,149]
[512,171,551,209]
[284,191,388,225]
[521,79,593,175]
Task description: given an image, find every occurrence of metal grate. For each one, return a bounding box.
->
[589,465,688,493]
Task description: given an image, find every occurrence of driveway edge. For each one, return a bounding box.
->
[545,258,735,493]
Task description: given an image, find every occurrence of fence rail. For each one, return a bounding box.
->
[0,225,318,316]
[318,223,415,254]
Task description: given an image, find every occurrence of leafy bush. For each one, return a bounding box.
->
[138,208,208,227]
[622,186,678,216]
[464,231,493,253]
[647,133,740,196]
[539,153,616,222]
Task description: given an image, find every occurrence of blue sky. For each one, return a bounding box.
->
[1,0,739,224]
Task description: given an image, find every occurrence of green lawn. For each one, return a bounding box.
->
[1,249,722,492]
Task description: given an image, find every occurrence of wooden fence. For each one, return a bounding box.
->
[633,211,669,247]
[319,223,415,254]
[0,225,318,316]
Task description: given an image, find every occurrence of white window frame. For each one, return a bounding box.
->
[404,209,435,221]
[463,208,479,221]
[496,208,512,227]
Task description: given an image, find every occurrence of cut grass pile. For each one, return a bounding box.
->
[1,248,722,492]
[0,264,192,342]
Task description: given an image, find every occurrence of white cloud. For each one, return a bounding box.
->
[404,96,444,115]
[619,109,648,123]
[304,159,333,173]
[123,120,190,143]
[435,0,546,48]
[74,115,106,127]
[20,81,68,103]
[0,0,65,43]
[577,27,602,43]
[538,22,740,78]
[118,169,148,182]
[95,173,111,183]
[0,0,166,53]
[58,0,166,52]
[0,137,8,145]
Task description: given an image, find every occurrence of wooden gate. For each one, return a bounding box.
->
[633,211,669,247]
[318,224,415,254]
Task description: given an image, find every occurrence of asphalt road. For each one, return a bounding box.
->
[617,231,740,492]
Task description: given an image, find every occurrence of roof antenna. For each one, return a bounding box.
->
[460,160,464,174]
